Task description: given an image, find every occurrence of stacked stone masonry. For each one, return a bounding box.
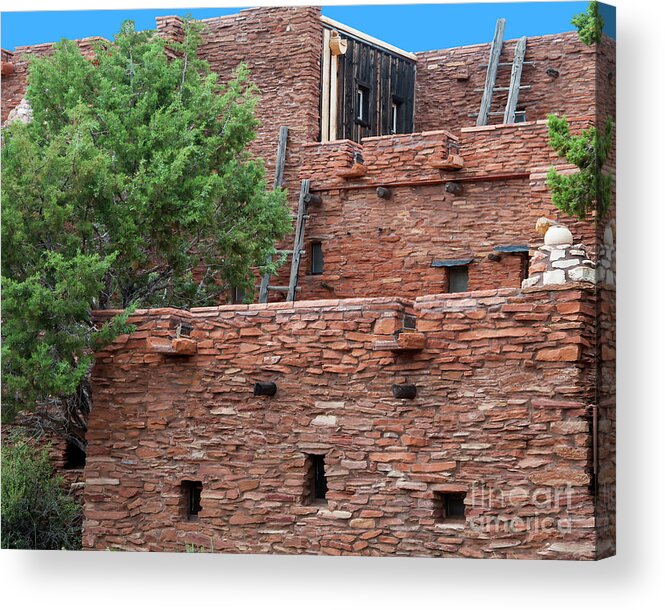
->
[1,6,615,558]
[415,31,615,134]
[87,281,611,559]
[524,243,598,289]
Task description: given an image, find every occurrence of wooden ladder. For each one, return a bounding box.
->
[258,180,310,302]
[258,126,311,303]
[474,19,531,126]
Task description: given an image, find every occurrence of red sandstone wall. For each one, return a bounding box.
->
[85,285,604,558]
[285,119,599,301]
[595,35,617,125]
[415,32,616,134]
[2,49,28,123]
[594,33,615,553]
[1,37,104,123]
[186,7,323,188]
[596,285,615,559]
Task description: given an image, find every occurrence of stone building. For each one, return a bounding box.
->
[1,6,615,559]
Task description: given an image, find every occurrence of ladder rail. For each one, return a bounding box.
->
[286,179,310,302]
[259,126,289,303]
[476,18,506,127]
[503,36,527,124]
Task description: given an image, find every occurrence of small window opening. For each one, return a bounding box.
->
[356,85,370,124]
[520,253,530,283]
[433,492,466,523]
[178,322,192,337]
[304,454,328,504]
[232,286,245,304]
[447,266,469,293]
[182,480,203,520]
[63,440,86,470]
[515,107,527,123]
[391,101,401,134]
[310,241,324,275]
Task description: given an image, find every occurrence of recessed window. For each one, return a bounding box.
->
[391,102,399,133]
[63,440,86,470]
[232,286,245,304]
[391,97,403,134]
[356,85,370,124]
[515,107,527,123]
[433,492,466,523]
[182,480,203,520]
[304,454,328,504]
[447,266,469,293]
[520,253,530,283]
[310,241,324,275]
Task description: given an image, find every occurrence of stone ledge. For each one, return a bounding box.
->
[146,336,197,356]
[373,331,426,352]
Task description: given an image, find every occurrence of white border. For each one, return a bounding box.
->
[2,1,664,609]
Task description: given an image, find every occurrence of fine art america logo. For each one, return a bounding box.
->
[466,481,577,534]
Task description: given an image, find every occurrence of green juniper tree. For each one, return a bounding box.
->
[545,114,614,220]
[1,20,290,443]
[572,1,604,46]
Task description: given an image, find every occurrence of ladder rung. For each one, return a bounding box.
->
[276,249,305,255]
[289,214,310,220]
[468,110,527,117]
[489,110,526,116]
[265,285,302,292]
[474,85,531,93]
[480,61,535,68]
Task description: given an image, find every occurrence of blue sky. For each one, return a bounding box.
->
[1,3,615,53]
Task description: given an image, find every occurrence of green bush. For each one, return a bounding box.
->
[2,20,290,427]
[571,1,604,46]
[1,435,82,549]
[546,114,614,220]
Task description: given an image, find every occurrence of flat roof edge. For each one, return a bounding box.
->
[320,15,417,61]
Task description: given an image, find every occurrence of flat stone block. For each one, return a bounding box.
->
[543,270,566,285]
[568,267,597,283]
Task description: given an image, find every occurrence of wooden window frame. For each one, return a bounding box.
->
[355,83,371,127]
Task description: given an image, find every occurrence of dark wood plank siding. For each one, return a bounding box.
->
[329,30,415,142]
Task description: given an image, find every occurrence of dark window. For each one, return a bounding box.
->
[391,101,400,133]
[304,454,328,504]
[520,253,530,283]
[447,266,469,293]
[310,241,324,275]
[182,480,203,520]
[232,286,245,304]
[515,107,527,123]
[63,440,86,470]
[356,85,370,125]
[433,492,466,522]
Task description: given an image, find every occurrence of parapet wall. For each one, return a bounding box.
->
[84,282,610,559]
[299,116,595,188]
[288,119,601,301]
